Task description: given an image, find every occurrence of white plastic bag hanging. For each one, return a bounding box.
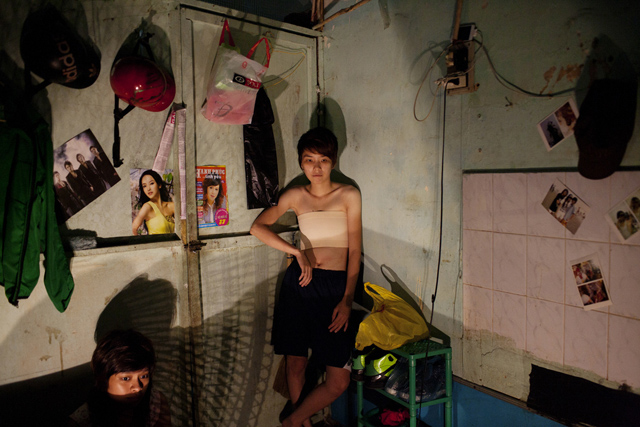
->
[201,20,270,125]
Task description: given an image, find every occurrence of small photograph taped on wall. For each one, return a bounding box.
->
[130,168,175,236]
[570,253,612,311]
[53,129,121,222]
[197,165,229,228]
[605,186,640,242]
[541,179,590,234]
[537,99,579,151]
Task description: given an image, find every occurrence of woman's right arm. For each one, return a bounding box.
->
[249,190,312,286]
[132,203,151,235]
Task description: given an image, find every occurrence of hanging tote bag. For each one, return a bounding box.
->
[201,20,271,125]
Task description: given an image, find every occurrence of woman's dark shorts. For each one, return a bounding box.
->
[271,260,354,369]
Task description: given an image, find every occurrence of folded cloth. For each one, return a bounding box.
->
[379,407,409,426]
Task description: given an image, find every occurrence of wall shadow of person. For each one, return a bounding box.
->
[91,274,191,425]
[283,97,360,193]
[192,250,366,427]
[0,275,185,427]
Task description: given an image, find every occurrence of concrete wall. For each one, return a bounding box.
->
[0,244,193,425]
[320,0,639,404]
[458,0,639,171]
[0,0,317,425]
[321,0,464,353]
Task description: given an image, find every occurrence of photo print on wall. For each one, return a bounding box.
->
[541,179,590,234]
[130,168,175,236]
[53,129,121,222]
[569,253,612,311]
[606,185,640,242]
[537,99,579,151]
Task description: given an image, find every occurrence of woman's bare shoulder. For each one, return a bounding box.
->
[337,183,361,198]
[265,185,305,213]
[280,185,307,201]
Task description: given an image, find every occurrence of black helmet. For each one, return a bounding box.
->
[20,4,100,89]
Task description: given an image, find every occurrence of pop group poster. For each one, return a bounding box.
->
[196,165,229,228]
[53,129,120,222]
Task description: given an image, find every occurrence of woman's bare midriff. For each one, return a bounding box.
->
[304,247,348,271]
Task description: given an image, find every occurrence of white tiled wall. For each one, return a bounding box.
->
[462,171,640,388]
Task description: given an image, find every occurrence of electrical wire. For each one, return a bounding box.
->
[430,82,447,329]
[472,29,577,97]
[415,81,448,423]
[415,27,580,116]
[413,47,450,122]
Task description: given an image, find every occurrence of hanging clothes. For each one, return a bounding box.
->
[0,80,75,312]
[243,87,279,209]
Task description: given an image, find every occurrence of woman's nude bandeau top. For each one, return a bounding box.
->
[298,211,348,250]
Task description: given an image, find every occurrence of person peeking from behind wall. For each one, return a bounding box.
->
[68,329,172,427]
[250,127,362,427]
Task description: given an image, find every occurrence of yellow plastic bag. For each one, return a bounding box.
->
[355,282,430,351]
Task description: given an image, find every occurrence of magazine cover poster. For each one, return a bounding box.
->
[53,129,121,222]
[130,168,175,236]
[197,165,229,228]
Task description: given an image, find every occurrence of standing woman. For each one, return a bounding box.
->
[250,127,362,427]
[132,170,175,235]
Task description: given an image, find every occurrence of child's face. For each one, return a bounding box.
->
[107,368,150,404]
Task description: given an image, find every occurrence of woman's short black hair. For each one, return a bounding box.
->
[64,160,73,169]
[91,329,156,391]
[297,127,338,167]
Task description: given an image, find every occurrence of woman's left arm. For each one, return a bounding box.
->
[329,186,362,333]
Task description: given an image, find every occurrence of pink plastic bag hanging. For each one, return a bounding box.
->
[201,20,271,125]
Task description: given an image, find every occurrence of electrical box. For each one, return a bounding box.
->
[445,23,478,95]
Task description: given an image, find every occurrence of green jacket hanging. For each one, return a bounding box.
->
[0,90,75,312]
